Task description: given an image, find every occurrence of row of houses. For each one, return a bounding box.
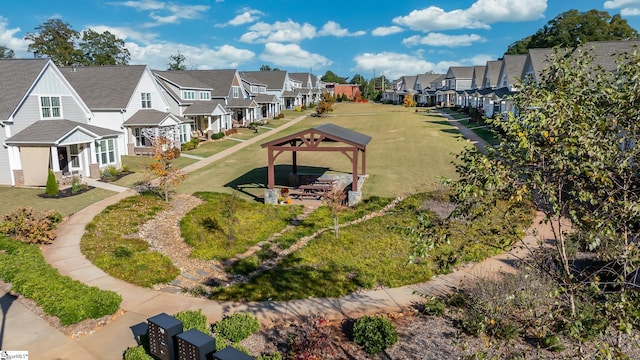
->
[384,40,640,119]
[0,60,328,187]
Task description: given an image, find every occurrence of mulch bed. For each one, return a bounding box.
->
[99,171,133,183]
[38,186,95,199]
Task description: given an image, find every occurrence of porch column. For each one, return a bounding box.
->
[86,142,95,177]
[207,116,212,131]
[51,147,61,172]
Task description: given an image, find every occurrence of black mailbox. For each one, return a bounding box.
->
[148,313,183,360]
[212,347,255,360]
[176,328,216,360]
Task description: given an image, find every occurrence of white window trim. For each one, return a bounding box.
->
[199,91,210,100]
[95,138,117,166]
[141,93,152,108]
[40,96,62,119]
[182,90,196,100]
[232,86,240,98]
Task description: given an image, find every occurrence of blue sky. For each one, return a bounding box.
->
[1,0,640,80]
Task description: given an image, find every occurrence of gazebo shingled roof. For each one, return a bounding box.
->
[261,123,371,192]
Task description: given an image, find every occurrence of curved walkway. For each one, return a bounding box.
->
[3,110,534,359]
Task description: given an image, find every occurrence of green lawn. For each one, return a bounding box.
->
[0,186,115,217]
[113,155,198,188]
[179,102,468,200]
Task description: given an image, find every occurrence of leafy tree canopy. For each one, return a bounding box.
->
[506,9,640,54]
[0,45,14,58]
[259,64,280,71]
[80,29,130,65]
[321,70,348,84]
[25,19,82,66]
[168,53,187,70]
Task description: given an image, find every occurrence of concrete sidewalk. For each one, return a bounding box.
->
[0,111,530,359]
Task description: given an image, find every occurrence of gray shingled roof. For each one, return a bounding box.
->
[0,59,49,120]
[239,71,287,89]
[194,69,240,97]
[314,123,372,147]
[447,66,474,79]
[227,99,257,108]
[253,94,279,103]
[502,54,527,84]
[524,48,555,82]
[123,109,184,126]
[152,70,212,90]
[416,73,445,91]
[5,119,119,145]
[580,40,640,72]
[483,60,503,89]
[473,66,486,87]
[183,100,227,115]
[61,65,147,109]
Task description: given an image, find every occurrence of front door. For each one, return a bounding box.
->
[57,147,69,174]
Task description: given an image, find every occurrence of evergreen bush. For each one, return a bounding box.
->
[352,316,398,354]
[213,312,260,342]
[174,309,209,334]
[45,169,59,196]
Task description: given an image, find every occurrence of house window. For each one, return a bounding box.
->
[40,96,61,118]
[141,93,151,108]
[232,86,240,98]
[182,90,195,100]
[95,139,116,166]
[134,128,151,147]
[69,144,80,168]
[199,91,210,100]
[179,124,188,143]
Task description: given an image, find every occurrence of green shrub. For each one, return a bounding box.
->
[213,312,260,342]
[352,316,398,354]
[70,176,87,194]
[46,169,59,196]
[0,236,122,325]
[181,138,200,151]
[0,207,61,244]
[256,351,283,360]
[422,297,445,316]
[123,345,153,360]
[174,309,209,334]
[278,113,285,118]
[211,132,225,140]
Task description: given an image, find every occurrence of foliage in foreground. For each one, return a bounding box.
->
[210,192,531,301]
[213,312,260,343]
[353,316,399,354]
[0,207,62,244]
[0,236,121,325]
[174,309,209,334]
[80,194,179,287]
[443,260,640,358]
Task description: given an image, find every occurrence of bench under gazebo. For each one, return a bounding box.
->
[260,123,371,206]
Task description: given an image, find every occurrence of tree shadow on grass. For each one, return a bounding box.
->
[225,164,330,202]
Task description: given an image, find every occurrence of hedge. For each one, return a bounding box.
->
[0,236,122,325]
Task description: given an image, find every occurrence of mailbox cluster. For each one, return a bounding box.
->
[147,313,255,360]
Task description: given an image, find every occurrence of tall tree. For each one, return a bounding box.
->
[148,136,185,202]
[431,47,640,318]
[321,70,348,84]
[80,29,130,65]
[259,64,272,71]
[168,53,187,70]
[0,45,15,58]
[506,9,640,54]
[25,19,82,66]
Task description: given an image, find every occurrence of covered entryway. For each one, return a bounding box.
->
[260,123,371,205]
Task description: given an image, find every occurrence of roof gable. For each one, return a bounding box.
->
[0,59,50,120]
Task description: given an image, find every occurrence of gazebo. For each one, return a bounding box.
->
[260,123,371,205]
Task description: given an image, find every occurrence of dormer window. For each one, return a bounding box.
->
[40,96,61,118]
[199,91,210,100]
[182,90,195,100]
[141,93,151,108]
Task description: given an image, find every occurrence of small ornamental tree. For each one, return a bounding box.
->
[148,136,185,202]
[403,94,416,107]
[322,187,346,238]
[315,92,335,115]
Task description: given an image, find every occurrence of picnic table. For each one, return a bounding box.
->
[290,183,333,200]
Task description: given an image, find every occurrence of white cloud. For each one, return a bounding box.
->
[352,51,494,79]
[604,0,640,16]
[392,0,547,32]
[318,21,366,37]
[217,8,264,27]
[239,20,317,43]
[0,17,30,57]
[259,42,332,69]
[372,26,403,36]
[402,33,486,47]
[110,1,210,27]
[126,41,255,70]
